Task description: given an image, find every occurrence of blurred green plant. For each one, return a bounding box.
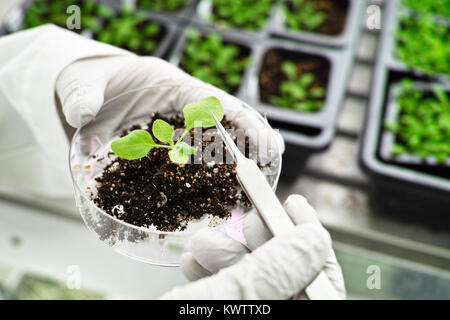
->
[402,0,450,18]
[282,0,327,32]
[395,14,450,75]
[385,79,450,162]
[137,0,189,12]
[209,0,276,30]
[180,30,251,93]
[20,1,163,55]
[97,7,162,55]
[22,0,110,32]
[270,61,326,112]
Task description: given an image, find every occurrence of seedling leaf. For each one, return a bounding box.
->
[183,96,224,130]
[152,119,174,144]
[111,130,156,160]
[168,142,195,164]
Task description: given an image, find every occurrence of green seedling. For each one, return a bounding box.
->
[385,79,450,162]
[209,0,276,30]
[22,0,110,32]
[20,1,160,55]
[402,0,450,19]
[111,96,224,164]
[97,7,161,54]
[137,0,189,12]
[270,61,326,112]
[395,14,450,75]
[282,0,327,32]
[180,30,251,94]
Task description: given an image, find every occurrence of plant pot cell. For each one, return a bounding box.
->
[95,14,167,56]
[208,0,276,31]
[395,14,450,76]
[258,48,330,113]
[179,31,251,95]
[382,78,450,166]
[282,0,349,36]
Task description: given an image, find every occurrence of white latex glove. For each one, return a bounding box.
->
[56,55,284,157]
[161,194,346,300]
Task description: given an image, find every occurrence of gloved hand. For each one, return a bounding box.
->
[161,194,346,300]
[56,55,284,155]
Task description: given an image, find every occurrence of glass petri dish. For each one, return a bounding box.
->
[69,85,282,266]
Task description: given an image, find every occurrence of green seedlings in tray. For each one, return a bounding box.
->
[22,0,111,32]
[209,0,276,30]
[282,0,326,32]
[385,79,450,162]
[111,97,224,164]
[137,0,189,12]
[270,61,326,112]
[20,1,162,55]
[395,14,450,75]
[402,0,450,19]
[180,30,251,94]
[97,7,161,54]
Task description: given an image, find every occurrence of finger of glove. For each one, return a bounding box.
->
[179,251,212,281]
[323,249,347,299]
[286,195,346,298]
[162,223,331,300]
[56,56,129,128]
[181,228,250,280]
[244,194,319,251]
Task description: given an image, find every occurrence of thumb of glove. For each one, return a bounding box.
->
[56,62,107,128]
[56,55,135,128]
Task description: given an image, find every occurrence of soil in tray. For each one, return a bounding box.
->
[284,0,349,36]
[258,48,330,110]
[92,114,255,232]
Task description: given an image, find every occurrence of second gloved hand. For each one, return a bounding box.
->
[161,194,346,299]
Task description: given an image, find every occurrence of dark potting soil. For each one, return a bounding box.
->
[258,48,330,104]
[92,113,254,232]
[286,0,349,35]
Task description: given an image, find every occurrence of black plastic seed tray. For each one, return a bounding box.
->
[0,0,179,58]
[360,0,450,223]
[269,0,364,48]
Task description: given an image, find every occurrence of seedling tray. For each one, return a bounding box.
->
[268,0,365,48]
[382,1,450,82]
[0,0,179,58]
[379,81,450,167]
[360,0,450,223]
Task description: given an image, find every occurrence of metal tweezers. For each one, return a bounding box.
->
[212,113,341,300]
